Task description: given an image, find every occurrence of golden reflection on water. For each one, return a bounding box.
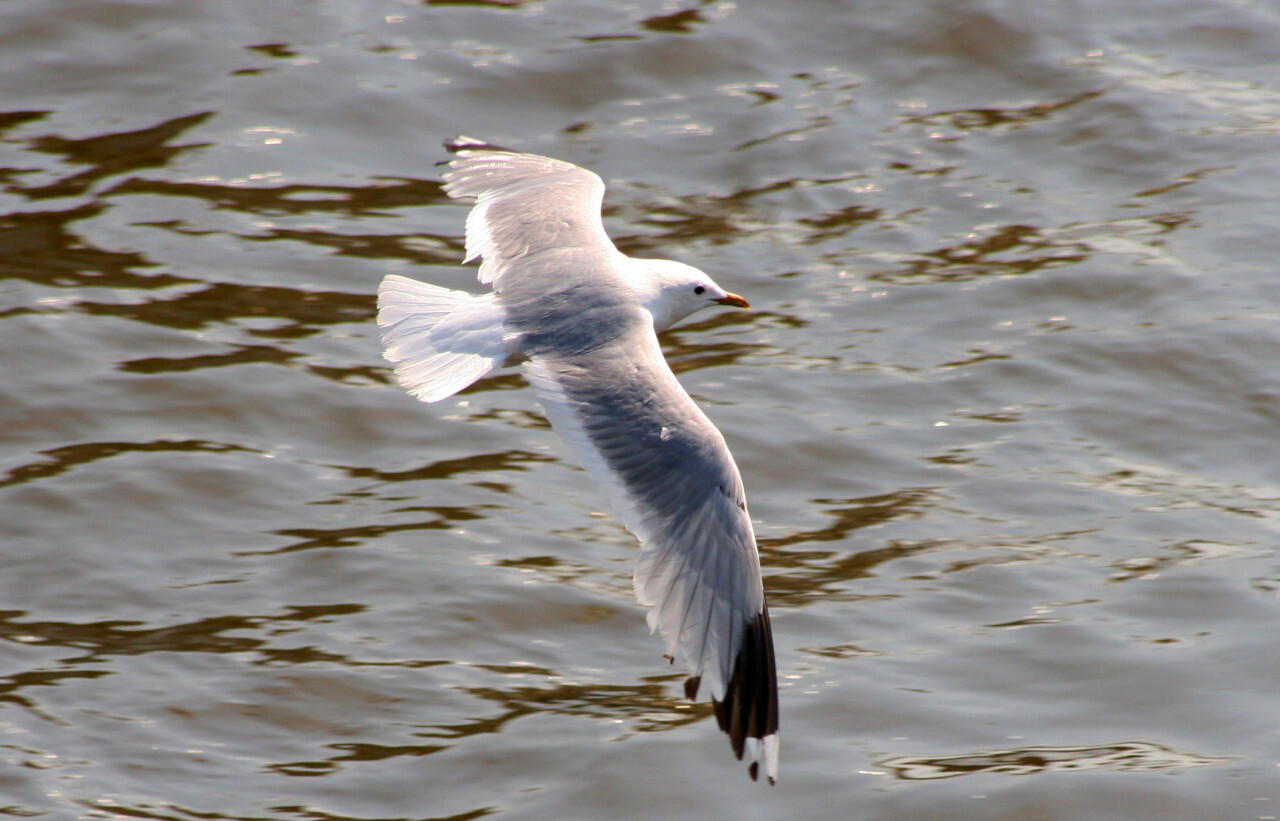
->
[879,740,1234,779]
[112,175,447,217]
[898,89,1108,134]
[15,112,213,201]
[0,604,365,663]
[262,670,710,778]
[0,203,178,288]
[0,439,256,489]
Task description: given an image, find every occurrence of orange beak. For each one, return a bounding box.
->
[714,292,750,309]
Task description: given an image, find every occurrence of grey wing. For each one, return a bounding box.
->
[523,329,779,782]
[441,137,617,288]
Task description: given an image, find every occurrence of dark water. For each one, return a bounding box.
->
[3,0,1280,818]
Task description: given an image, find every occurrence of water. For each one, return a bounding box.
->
[2,0,1279,818]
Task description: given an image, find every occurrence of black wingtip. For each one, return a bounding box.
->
[684,675,701,701]
[710,605,779,782]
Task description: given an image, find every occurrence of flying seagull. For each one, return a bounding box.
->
[376,137,779,783]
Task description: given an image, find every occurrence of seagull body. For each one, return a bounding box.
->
[377,137,779,783]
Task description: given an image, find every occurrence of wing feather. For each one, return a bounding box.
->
[441,138,616,289]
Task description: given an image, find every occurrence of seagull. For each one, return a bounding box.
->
[376,137,779,783]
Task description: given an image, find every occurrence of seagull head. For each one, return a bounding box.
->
[630,259,750,332]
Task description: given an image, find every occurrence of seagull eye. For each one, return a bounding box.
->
[694,286,706,295]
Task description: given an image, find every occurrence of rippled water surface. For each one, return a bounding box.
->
[4,1,1280,818]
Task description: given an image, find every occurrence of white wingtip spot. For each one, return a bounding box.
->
[743,734,780,784]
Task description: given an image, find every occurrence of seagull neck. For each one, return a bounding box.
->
[623,256,679,333]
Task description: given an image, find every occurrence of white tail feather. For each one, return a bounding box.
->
[376,274,510,403]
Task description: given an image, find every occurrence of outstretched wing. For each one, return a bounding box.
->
[441,137,618,289]
[523,328,779,783]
